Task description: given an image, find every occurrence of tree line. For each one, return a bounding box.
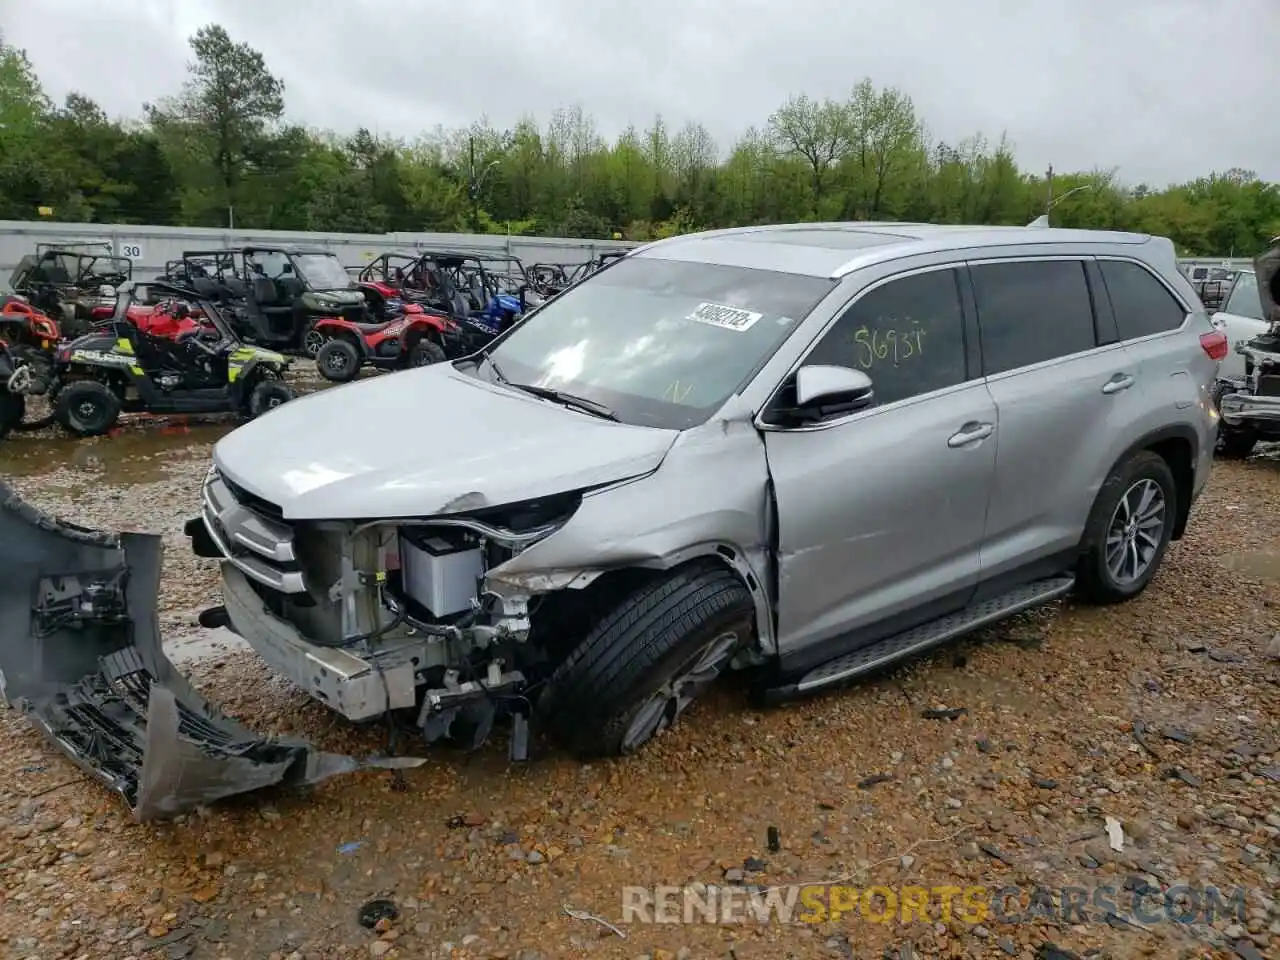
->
[1,25,1277,256]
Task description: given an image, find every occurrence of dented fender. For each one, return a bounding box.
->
[483,400,778,654]
[0,479,422,821]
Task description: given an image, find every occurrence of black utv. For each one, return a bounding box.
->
[35,281,296,437]
[183,246,368,357]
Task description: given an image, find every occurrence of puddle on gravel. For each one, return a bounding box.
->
[0,419,235,482]
[1221,548,1280,582]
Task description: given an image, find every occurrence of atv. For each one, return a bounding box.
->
[10,245,133,338]
[32,281,296,438]
[0,293,61,432]
[312,305,463,383]
[182,247,368,358]
[1212,240,1280,459]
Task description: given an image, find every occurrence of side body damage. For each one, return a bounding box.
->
[0,480,421,821]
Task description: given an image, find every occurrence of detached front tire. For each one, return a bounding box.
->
[316,338,360,383]
[1074,450,1176,605]
[539,561,755,758]
[54,381,120,437]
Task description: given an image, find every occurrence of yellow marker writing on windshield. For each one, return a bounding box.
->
[664,380,694,403]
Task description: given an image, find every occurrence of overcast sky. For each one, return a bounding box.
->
[6,0,1277,187]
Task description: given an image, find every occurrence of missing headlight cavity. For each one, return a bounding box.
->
[0,478,423,821]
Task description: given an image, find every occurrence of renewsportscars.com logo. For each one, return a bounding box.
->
[620,882,1250,927]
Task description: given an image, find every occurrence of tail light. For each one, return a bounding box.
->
[1200,330,1228,361]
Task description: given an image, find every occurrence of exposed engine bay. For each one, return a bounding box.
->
[187,465,601,757]
[0,479,423,821]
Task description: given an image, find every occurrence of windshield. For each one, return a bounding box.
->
[293,254,352,290]
[487,256,836,430]
[1224,271,1262,320]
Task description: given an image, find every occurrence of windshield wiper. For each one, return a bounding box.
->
[509,383,620,421]
[481,351,508,384]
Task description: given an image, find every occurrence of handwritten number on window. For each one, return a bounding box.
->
[849,321,926,369]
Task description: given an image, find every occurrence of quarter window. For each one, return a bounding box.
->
[970,260,1097,375]
[1098,260,1187,339]
[805,268,969,407]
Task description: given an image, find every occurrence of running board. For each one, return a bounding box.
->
[758,575,1075,705]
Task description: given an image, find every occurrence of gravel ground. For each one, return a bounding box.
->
[0,384,1278,960]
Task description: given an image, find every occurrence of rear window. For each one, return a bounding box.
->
[970,259,1098,375]
[489,257,835,429]
[1098,260,1188,339]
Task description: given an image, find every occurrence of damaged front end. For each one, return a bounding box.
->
[187,466,589,757]
[0,480,421,821]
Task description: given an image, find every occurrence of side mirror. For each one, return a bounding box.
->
[770,365,875,427]
[795,364,874,407]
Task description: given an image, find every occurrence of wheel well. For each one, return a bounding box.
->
[1145,436,1194,540]
[527,555,755,668]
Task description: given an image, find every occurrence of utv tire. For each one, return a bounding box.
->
[1074,450,1176,605]
[409,339,446,368]
[302,323,325,359]
[316,338,360,383]
[54,381,120,437]
[248,379,294,417]
[539,561,755,759]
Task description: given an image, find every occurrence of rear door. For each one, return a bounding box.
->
[967,256,1146,584]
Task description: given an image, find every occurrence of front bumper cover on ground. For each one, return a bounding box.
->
[0,480,422,821]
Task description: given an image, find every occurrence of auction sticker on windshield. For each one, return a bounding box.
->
[687,302,764,332]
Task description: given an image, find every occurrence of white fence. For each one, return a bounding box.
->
[0,220,639,281]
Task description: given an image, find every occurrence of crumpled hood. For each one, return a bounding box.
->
[1255,243,1280,323]
[214,363,679,520]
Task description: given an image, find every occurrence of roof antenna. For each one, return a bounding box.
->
[1027,214,1050,227]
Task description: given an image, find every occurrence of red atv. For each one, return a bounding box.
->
[0,296,61,431]
[88,298,214,340]
[312,307,460,383]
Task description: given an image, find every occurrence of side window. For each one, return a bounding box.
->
[805,268,968,406]
[970,260,1096,376]
[1098,260,1188,339]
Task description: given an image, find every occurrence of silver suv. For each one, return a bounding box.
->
[187,223,1222,759]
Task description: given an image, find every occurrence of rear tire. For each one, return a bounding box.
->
[538,562,755,758]
[408,339,446,368]
[302,323,324,359]
[1074,451,1176,605]
[316,338,360,383]
[54,380,120,437]
[248,379,294,417]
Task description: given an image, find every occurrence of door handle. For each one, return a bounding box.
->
[1102,374,1135,394]
[947,422,994,448]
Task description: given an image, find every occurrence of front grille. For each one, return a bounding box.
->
[201,470,306,594]
[222,476,284,520]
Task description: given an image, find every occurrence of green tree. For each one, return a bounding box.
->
[147,24,284,226]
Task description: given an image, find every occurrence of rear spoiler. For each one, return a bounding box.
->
[1256,242,1280,323]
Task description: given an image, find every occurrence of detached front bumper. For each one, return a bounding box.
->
[0,480,422,821]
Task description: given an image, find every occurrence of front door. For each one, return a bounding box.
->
[762,265,997,662]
